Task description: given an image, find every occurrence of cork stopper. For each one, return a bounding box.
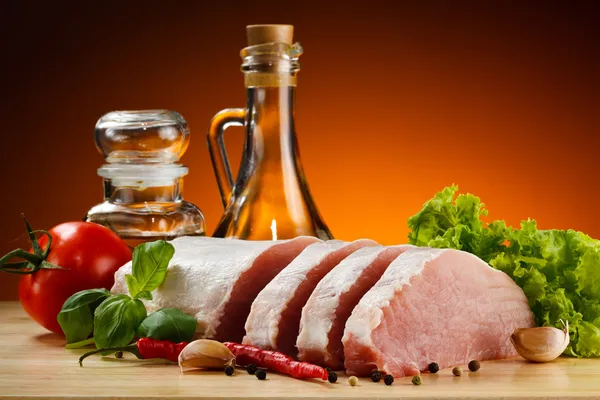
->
[246,24,294,46]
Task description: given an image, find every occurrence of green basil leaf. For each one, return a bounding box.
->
[126,240,175,299]
[136,290,153,300]
[93,294,147,349]
[57,289,110,344]
[137,308,196,343]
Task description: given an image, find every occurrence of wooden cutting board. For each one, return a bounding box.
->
[1,301,599,400]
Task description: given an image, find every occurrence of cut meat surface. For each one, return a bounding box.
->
[111,235,319,342]
[343,247,536,377]
[243,239,379,357]
[297,245,413,370]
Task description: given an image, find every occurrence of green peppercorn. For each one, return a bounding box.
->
[348,376,358,386]
[115,351,123,359]
[224,365,235,376]
[246,364,257,375]
[328,371,338,383]
[468,360,481,372]
[452,366,462,377]
[384,374,394,386]
[428,362,439,373]
[412,375,422,385]
[255,369,267,380]
[370,370,382,382]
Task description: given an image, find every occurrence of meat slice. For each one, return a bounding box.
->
[111,235,319,342]
[297,245,413,370]
[243,239,379,357]
[343,247,536,377]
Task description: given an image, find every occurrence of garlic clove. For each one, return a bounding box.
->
[178,339,236,373]
[511,320,570,363]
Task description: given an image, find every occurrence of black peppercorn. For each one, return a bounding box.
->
[246,364,257,375]
[428,362,439,373]
[370,370,382,382]
[384,374,394,386]
[328,371,338,383]
[115,351,123,359]
[255,369,267,380]
[224,365,235,376]
[468,360,481,372]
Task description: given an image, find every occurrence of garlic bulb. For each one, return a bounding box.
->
[178,339,236,373]
[510,320,569,363]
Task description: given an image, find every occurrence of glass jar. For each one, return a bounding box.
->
[85,110,205,249]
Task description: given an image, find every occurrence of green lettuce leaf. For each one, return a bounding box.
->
[407,185,600,357]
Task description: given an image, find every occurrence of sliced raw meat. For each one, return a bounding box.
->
[343,247,536,377]
[243,239,379,357]
[111,235,319,342]
[297,245,413,370]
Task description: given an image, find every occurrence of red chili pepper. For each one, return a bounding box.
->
[79,338,189,366]
[223,342,328,380]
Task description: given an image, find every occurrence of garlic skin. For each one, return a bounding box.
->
[511,320,569,363]
[178,339,236,373]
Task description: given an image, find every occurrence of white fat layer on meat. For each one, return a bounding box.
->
[111,236,304,338]
[297,246,386,353]
[342,247,506,350]
[243,240,348,349]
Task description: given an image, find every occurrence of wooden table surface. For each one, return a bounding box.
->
[1,301,600,399]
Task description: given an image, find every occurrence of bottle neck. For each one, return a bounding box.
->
[103,177,183,205]
[245,86,298,167]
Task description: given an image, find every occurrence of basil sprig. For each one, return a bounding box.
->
[57,288,110,343]
[58,240,186,349]
[137,308,197,343]
[125,240,175,299]
[93,295,147,349]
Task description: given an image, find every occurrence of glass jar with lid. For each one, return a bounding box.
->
[85,110,205,249]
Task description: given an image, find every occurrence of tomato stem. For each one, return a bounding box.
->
[0,217,67,275]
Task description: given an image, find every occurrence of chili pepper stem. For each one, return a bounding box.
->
[79,344,140,366]
[66,337,96,349]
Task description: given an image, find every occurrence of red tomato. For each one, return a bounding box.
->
[17,222,131,335]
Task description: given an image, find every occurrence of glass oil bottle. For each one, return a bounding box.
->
[208,24,333,240]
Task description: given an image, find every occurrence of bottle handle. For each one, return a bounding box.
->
[207,108,247,208]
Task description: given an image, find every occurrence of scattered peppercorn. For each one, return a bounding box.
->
[115,351,123,359]
[370,370,382,382]
[468,360,480,372]
[384,374,394,386]
[428,362,439,373]
[348,376,358,386]
[255,368,267,380]
[325,367,332,373]
[224,365,235,376]
[452,366,462,377]
[328,371,338,383]
[412,375,422,386]
[246,364,257,375]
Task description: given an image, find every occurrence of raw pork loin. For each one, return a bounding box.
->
[243,239,378,357]
[297,245,413,369]
[343,247,536,377]
[111,236,319,342]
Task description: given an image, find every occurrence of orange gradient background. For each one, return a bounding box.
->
[1,1,598,300]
